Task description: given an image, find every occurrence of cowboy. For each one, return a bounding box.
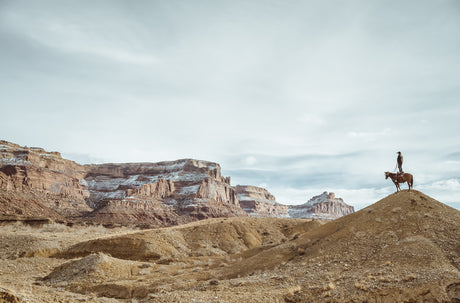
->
[396,151,403,174]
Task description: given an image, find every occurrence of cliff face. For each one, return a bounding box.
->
[288,191,355,220]
[0,141,92,218]
[235,185,289,217]
[83,159,246,224]
[235,186,354,220]
[1,140,353,225]
[0,142,245,225]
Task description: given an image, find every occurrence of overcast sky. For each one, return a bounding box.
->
[1,0,460,210]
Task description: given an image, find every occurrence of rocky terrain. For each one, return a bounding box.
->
[0,190,458,302]
[0,141,354,225]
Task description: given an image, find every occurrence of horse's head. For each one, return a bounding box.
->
[384,172,389,179]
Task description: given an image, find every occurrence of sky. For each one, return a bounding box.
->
[1,0,460,210]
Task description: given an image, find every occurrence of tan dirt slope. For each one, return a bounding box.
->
[0,190,459,302]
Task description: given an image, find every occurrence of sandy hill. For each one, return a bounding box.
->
[0,190,459,302]
[219,190,460,302]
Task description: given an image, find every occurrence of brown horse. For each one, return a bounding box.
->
[385,172,413,192]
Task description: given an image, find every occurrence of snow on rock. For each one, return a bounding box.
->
[235,185,289,217]
[84,159,235,209]
[288,192,354,220]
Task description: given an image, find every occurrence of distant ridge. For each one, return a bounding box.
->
[1,140,354,226]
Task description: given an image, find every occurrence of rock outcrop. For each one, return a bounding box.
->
[236,186,354,220]
[83,159,246,224]
[236,185,289,217]
[288,191,355,220]
[0,141,92,218]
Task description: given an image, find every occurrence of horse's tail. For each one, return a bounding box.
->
[410,174,414,189]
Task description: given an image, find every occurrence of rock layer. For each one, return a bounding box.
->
[236,185,289,217]
[1,140,354,225]
[0,141,91,218]
[288,191,355,220]
[83,159,246,224]
[0,141,246,226]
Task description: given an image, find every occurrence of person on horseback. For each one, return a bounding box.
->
[396,151,403,176]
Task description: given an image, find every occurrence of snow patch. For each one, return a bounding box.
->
[0,158,33,166]
[178,185,200,195]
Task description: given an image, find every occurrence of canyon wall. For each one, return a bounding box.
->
[1,140,354,225]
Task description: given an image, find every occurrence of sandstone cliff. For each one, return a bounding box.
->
[0,141,246,225]
[235,185,289,217]
[288,191,355,220]
[83,159,246,224]
[1,140,354,225]
[0,141,92,218]
[235,186,354,220]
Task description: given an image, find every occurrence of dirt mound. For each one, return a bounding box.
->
[42,253,156,298]
[43,253,137,284]
[53,217,322,262]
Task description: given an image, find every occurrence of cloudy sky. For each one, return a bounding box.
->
[1,0,460,210]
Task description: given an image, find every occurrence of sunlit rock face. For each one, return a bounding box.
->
[0,140,92,218]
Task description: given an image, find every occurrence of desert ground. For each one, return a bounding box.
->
[1,190,459,303]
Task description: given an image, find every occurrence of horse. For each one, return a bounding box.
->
[385,172,413,192]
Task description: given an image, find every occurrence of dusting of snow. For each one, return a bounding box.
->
[0,145,13,151]
[89,190,126,201]
[0,158,32,166]
[288,207,340,220]
[178,185,200,195]
[150,161,187,172]
[303,191,345,207]
[84,159,223,202]
[79,179,88,187]
[39,153,59,158]
[237,193,277,205]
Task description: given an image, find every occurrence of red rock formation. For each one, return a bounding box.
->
[0,141,92,218]
[288,192,354,220]
[235,185,289,217]
[0,140,353,225]
[83,159,246,223]
[197,178,239,206]
[126,179,175,199]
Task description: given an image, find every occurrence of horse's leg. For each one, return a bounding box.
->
[394,181,399,192]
